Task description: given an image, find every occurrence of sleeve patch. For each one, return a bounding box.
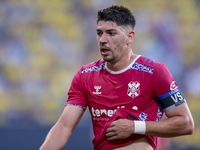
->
[157,89,186,112]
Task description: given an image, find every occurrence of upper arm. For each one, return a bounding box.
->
[39,105,85,150]
[153,63,194,132]
[57,105,85,131]
[165,103,193,121]
[66,68,88,109]
[164,102,194,135]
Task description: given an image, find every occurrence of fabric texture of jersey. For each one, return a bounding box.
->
[66,55,185,150]
[92,105,157,150]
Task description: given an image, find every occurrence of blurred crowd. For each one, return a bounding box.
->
[0,0,200,148]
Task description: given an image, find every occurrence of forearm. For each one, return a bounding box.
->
[106,104,194,141]
[145,115,194,137]
[40,122,72,150]
[105,114,194,141]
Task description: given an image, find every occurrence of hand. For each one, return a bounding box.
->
[105,118,134,140]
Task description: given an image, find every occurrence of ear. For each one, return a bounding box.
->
[126,31,135,44]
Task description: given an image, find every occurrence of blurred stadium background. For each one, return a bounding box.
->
[0,0,200,149]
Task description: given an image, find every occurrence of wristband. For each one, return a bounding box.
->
[134,121,146,134]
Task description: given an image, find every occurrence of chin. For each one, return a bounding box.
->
[102,55,115,62]
[103,57,111,62]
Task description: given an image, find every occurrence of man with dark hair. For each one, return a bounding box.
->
[97,5,136,29]
[40,5,194,150]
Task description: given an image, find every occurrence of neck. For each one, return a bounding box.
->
[106,49,137,71]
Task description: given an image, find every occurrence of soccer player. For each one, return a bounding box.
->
[40,5,194,150]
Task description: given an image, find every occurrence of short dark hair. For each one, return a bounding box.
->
[97,5,136,29]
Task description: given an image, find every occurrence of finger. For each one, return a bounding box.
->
[106,126,116,133]
[105,131,117,138]
[107,135,119,141]
[108,119,123,128]
[108,122,115,128]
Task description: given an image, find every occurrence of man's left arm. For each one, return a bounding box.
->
[105,103,194,140]
[145,103,194,137]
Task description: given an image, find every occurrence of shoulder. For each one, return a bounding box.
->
[71,59,105,85]
[135,55,167,74]
[136,55,161,67]
[81,59,106,74]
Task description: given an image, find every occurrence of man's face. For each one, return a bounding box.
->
[96,21,128,62]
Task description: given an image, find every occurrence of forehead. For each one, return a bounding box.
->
[97,21,124,32]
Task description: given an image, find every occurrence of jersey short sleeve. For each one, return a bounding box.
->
[153,63,175,97]
[66,67,87,109]
[153,63,186,112]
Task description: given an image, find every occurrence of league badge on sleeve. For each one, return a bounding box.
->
[170,81,178,90]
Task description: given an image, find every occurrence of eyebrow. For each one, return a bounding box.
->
[96,29,117,32]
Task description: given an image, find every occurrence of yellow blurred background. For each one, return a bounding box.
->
[0,0,199,149]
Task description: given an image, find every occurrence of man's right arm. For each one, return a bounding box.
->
[39,105,85,150]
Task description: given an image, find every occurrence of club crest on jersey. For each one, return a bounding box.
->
[127,81,140,98]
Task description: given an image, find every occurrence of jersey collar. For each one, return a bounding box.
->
[105,55,141,74]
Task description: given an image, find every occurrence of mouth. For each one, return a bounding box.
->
[100,47,110,55]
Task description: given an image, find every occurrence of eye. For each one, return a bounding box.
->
[97,31,102,36]
[109,32,115,36]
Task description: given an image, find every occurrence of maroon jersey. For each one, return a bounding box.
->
[66,55,186,150]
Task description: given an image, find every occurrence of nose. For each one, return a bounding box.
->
[99,33,107,44]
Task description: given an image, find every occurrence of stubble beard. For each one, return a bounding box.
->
[101,50,117,62]
[101,39,126,62]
